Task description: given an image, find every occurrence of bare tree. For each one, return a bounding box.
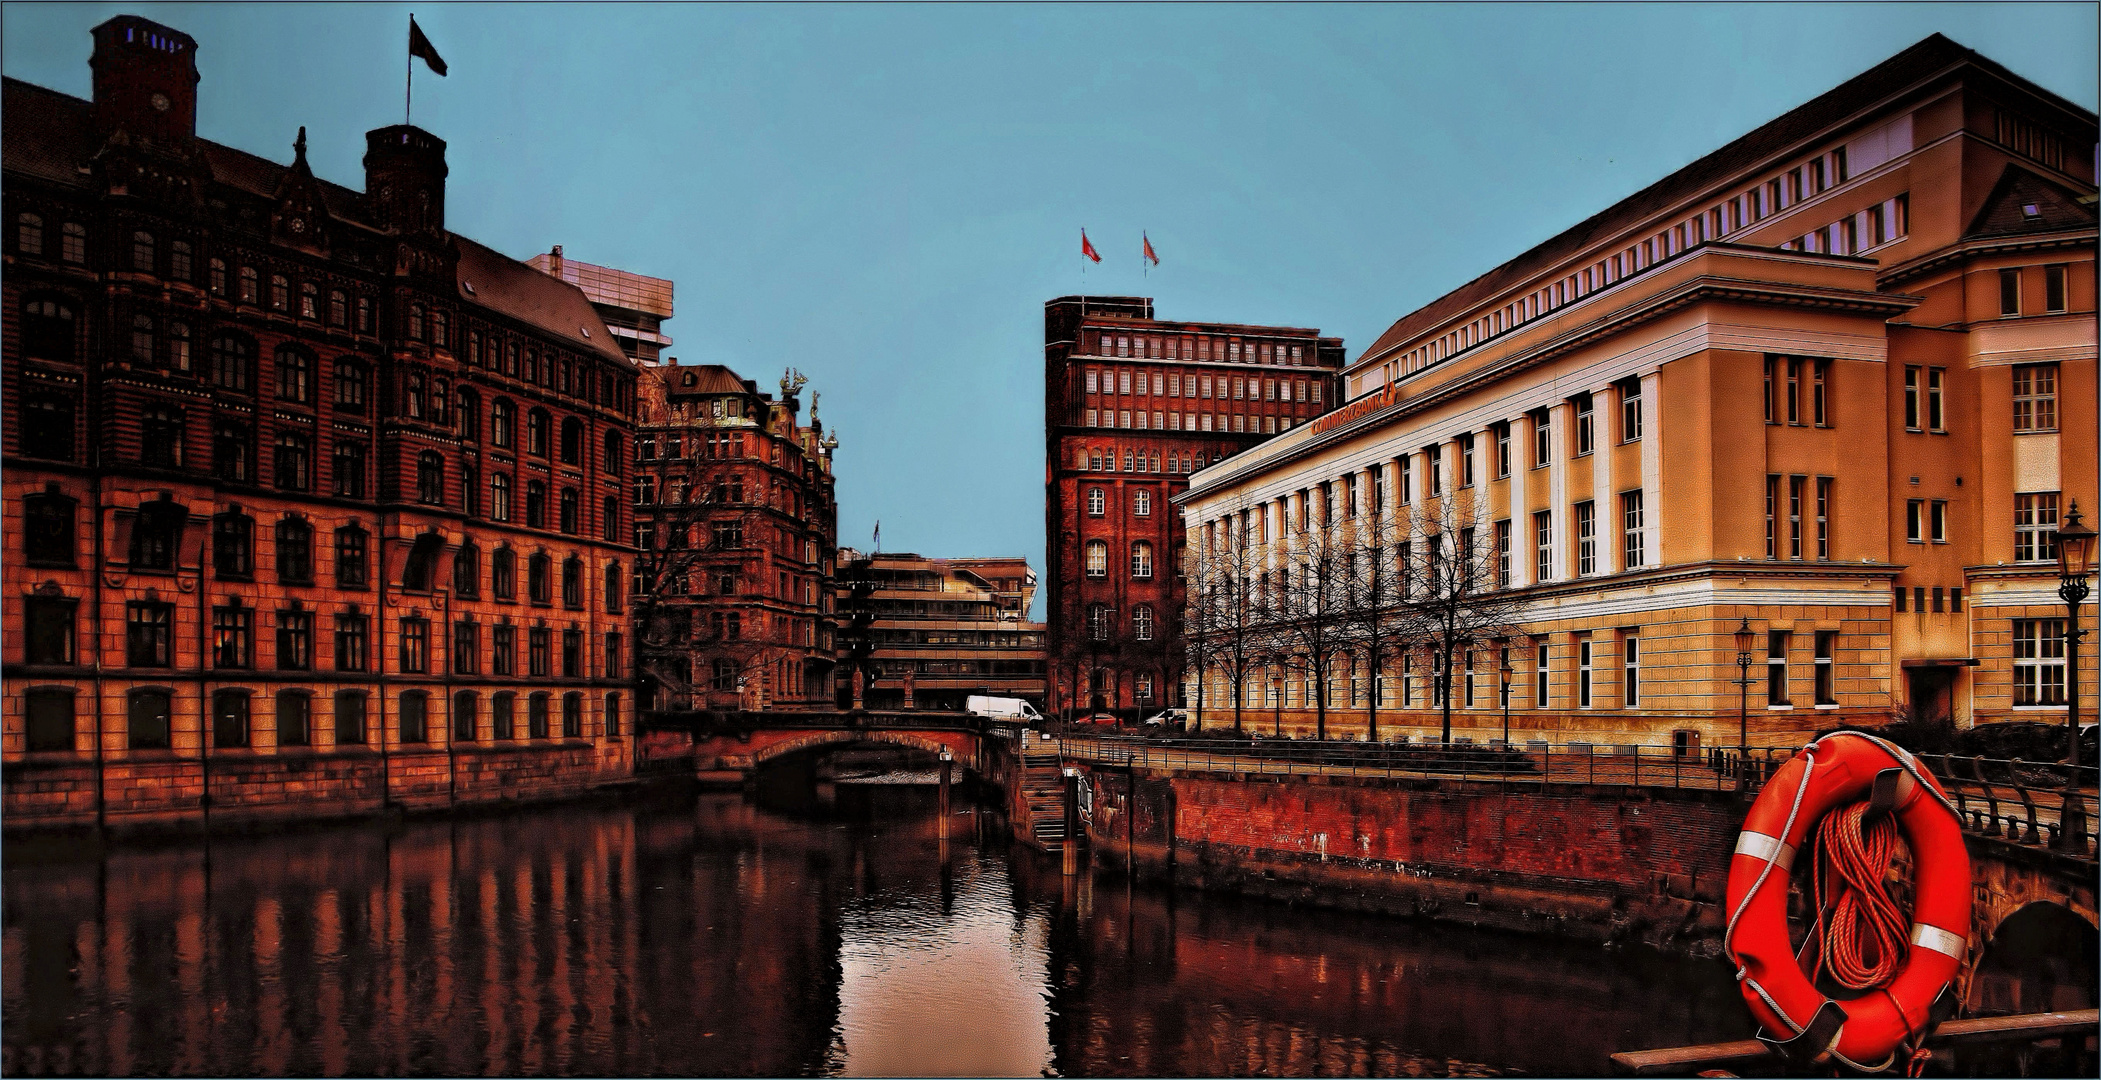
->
[1347,507,1415,743]
[1273,484,1358,741]
[630,451,776,714]
[1184,496,1268,733]
[1395,494,1527,744]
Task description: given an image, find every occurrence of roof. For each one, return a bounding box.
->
[1964,164,2097,239]
[1361,33,2098,362]
[528,252,674,319]
[650,363,751,396]
[2,75,631,367]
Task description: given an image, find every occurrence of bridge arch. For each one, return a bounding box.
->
[1965,899,2098,1015]
[746,728,977,770]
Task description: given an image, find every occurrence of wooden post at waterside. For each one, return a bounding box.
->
[1062,768,1081,876]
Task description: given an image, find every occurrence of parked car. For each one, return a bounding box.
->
[1142,708,1189,731]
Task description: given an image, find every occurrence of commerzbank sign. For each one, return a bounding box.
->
[1310,382,1400,436]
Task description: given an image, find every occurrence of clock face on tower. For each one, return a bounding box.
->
[150,92,170,112]
[289,217,306,234]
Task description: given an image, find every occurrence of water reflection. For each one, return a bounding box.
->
[6,785,1762,1077]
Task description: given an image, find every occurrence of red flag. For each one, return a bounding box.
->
[1143,233,1159,266]
[1081,230,1101,263]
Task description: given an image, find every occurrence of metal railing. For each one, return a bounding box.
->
[1915,752,2097,856]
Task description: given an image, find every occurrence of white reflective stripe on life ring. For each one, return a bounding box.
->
[1734,830,1797,872]
[1910,923,1966,959]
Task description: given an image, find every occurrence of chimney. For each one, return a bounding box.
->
[549,245,565,278]
[363,125,448,235]
[90,16,199,144]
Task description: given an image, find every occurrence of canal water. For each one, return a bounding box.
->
[3,783,1756,1076]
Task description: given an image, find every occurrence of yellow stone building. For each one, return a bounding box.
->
[1180,35,2096,750]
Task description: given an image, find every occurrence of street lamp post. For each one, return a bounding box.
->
[2054,501,2094,851]
[1734,618,1757,792]
[1500,651,1514,748]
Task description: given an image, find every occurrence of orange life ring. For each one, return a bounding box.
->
[1723,731,1972,1071]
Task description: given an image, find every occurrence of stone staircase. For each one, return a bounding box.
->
[1017,745,1069,852]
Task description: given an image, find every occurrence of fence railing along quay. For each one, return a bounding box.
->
[1046,729,2098,858]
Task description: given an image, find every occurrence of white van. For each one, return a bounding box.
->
[965,695,1043,723]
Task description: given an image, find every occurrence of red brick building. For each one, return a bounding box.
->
[1043,296,1344,717]
[2,16,640,829]
[632,360,839,713]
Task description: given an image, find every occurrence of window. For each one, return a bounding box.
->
[454,691,478,743]
[400,617,429,674]
[269,274,289,311]
[1577,637,1593,708]
[129,500,185,571]
[214,421,254,483]
[1930,500,1947,544]
[1926,368,1944,432]
[1427,444,1443,496]
[1616,378,1643,442]
[530,553,552,604]
[528,409,550,457]
[603,430,623,475]
[1814,631,1837,706]
[214,511,254,578]
[2012,364,2057,431]
[61,222,86,265]
[24,596,76,665]
[492,625,515,677]
[276,690,312,747]
[491,473,512,522]
[1086,540,1108,577]
[212,690,250,749]
[491,546,516,602]
[1767,631,1791,706]
[329,290,348,327]
[131,314,157,364]
[454,621,480,675]
[1534,637,1550,708]
[1088,604,1112,641]
[131,231,155,273]
[1133,489,1151,517]
[2014,492,2059,562]
[400,692,429,745]
[1811,360,1828,427]
[1459,434,1476,486]
[274,432,312,491]
[209,258,227,294]
[23,491,77,567]
[23,394,75,461]
[1530,410,1551,467]
[210,333,253,392]
[335,613,368,672]
[1765,475,1779,559]
[2012,619,2067,706]
[335,525,369,588]
[1623,636,1640,707]
[563,557,583,609]
[25,688,75,753]
[16,212,42,256]
[168,321,190,372]
[526,480,546,528]
[491,399,514,446]
[559,488,580,535]
[22,298,77,361]
[561,417,583,465]
[1131,541,1154,580]
[1999,268,2020,316]
[335,690,368,745]
[277,609,312,671]
[404,371,426,419]
[276,347,313,403]
[2045,264,2067,312]
[1907,499,1924,543]
[492,691,516,739]
[129,689,172,751]
[1575,501,1596,575]
[1815,478,1832,560]
[529,629,551,677]
[1533,511,1552,582]
[563,692,583,738]
[605,693,622,738]
[1399,456,1414,503]
[1086,488,1104,516]
[277,517,313,584]
[334,360,367,414]
[212,605,253,668]
[1494,520,1512,587]
[1788,476,1806,560]
[1573,394,1594,455]
[1621,491,1644,570]
[563,630,583,678]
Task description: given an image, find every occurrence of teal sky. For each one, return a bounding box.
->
[6,4,2094,614]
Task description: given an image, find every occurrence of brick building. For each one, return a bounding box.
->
[3,15,641,828]
[1044,296,1344,718]
[1181,35,2096,747]
[834,550,1048,711]
[632,359,838,713]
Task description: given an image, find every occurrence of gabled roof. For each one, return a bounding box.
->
[454,236,629,365]
[654,363,751,396]
[1361,33,2097,363]
[1965,163,2097,239]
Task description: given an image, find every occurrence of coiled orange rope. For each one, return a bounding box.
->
[1811,801,1911,990]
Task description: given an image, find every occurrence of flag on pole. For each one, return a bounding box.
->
[1143,233,1159,266]
[873,520,881,550]
[1081,230,1101,263]
[410,16,448,76]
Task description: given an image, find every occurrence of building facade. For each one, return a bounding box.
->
[632,360,838,714]
[834,551,1048,711]
[3,16,640,828]
[1045,296,1344,718]
[1180,35,2096,748]
[529,246,673,366]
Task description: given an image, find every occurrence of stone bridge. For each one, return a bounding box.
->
[654,710,994,782]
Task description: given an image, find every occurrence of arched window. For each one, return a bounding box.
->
[1133,490,1152,517]
[128,688,173,750]
[525,480,546,529]
[562,556,583,609]
[491,546,515,601]
[277,690,312,747]
[60,222,86,265]
[605,562,623,613]
[406,303,425,340]
[562,692,583,738]
[210,333,253,391]
[493,691,517,740]
[169,241,192,282]
[130,499,187,571]
[559,488,579,534]
[332,439,367,498]
[603,430,623,475]
[402,532,444,592]
[430,309,449,348]
[404,370,426,418]
[167,321,191,372]
[276,516,313,585]
[268,274,289,311]
[527,409,550,457]
[528,552,552,603]
[602,495,621,542]
[328,289,348,327]
[131,230,155,273]
[298,282,318,320]
[399,690,429,744]
[22,297,75,361]
[491,399,514,447]
[16,212,43,256]
[1133,604,1155,641]
[214,421,253,482]
[491,472,512,522]
[528,692,551,739]
[462,462,480,517]
[1085,540,1108,577]
[466,330,481,365]
[1088,604,1112,641]
[213,509,254,578]
[334,523,369,588]
[237,265,258,302]
[276,346,313,403]
[141,405,183,468]
[274,431,312,491]
[457,388,480,441]
[1131,541,1153,579]
[453,690,478,743]
[453,540,481,597]
[23,488,78,566]
[416,452,444,504]
[560,417,583,464]
[1087,488,1105,516]
[131,314,156,363]
[22,393,76,462]
[209,257,228,294]
[334,358,367,414]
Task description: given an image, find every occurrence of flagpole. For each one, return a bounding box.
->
[405,13,413,126]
